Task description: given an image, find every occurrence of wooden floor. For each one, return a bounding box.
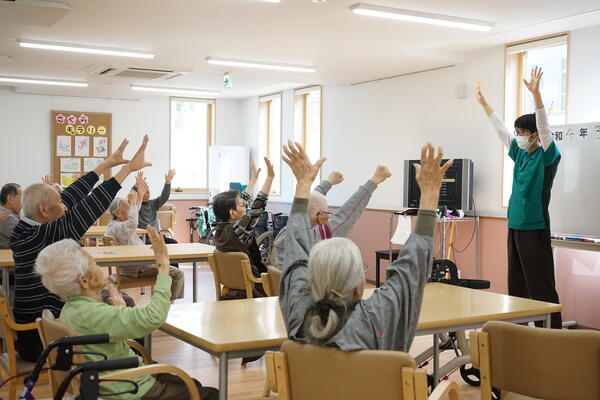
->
[1,263,482,399]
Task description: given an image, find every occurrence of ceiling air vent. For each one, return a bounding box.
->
[91,65,186,80]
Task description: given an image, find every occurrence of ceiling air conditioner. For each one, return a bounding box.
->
[91,65,188,80]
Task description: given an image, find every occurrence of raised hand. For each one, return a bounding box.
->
[370,166,392,185]
[264,157,275,179]
[283,141,326,199]
[107,282,126,307]
[250,161,261,183]
[165,169,176,184]
[148,226,169,274]
[0,210,11,222]
[127,135,152,172]
[42,175,52,185]
[103,139,130,169]
[474,81,486,105]
[523,66,543,94]
[328,171,344,186]
[413,143,453,211]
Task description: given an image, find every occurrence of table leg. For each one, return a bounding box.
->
[193,262,197,303]
[432,333,440,388]
[376,256,381,288]
[1,267,9,302]
[218,352,229,400]
[544,314,551,329]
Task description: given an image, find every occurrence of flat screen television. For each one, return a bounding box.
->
[403,158,474,211]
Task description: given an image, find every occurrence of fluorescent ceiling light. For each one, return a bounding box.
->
[206,57,316,73]
[131,85,219,97]
[0,76,87,87]
[349,3,494,32]
[19,40,155,59]
[259,0,281,2]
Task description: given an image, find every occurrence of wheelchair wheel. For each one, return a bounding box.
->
[256,231,274,265]
[459,364,481,386]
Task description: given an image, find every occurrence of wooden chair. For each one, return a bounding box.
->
[265,340,459,400]
[96,212,112,226]
[208,251,261,301]
[36,310,199,399]
[470,321,600,400]
[157,210,175,238]
[101,235,156,292]
[261,266,281,297]
[0,288,46,400]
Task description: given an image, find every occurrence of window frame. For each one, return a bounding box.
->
[169,96,216,193]
[501,32,570,207]
[258,92,283,196]
[294,85,323,185]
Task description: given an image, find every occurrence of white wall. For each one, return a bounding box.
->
[0,93,243,199]
[239,23,600,220]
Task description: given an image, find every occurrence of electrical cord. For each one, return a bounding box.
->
[0,367,50,390]
[454,198,478,254]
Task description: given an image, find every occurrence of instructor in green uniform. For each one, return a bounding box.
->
[475,67,562,328]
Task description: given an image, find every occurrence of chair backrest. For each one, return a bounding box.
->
[474,321,600,400]
[157,210,174,230]
[278,340,416,400]
[159,204,175,213]
[102,235,117,246]
[96,212,112,226]
[37,310,83,396]
[0,287,18,356]
[262,266,281,296]
[208,251,252,295]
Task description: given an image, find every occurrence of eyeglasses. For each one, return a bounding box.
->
[317,211,332,216]
[514,129,531,137]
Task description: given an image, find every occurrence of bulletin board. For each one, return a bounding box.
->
[51,111,112,187]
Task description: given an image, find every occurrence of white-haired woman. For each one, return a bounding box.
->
[35,227,218,400]
[107,172,184,302]
[279,141,451,351]
[274,166,391,268]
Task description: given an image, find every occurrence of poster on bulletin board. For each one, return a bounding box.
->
[51,111,112,187]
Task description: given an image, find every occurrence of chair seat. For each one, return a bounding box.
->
[0,351,37,375]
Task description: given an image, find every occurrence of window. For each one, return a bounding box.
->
[170,97,215,191]
[294,86,322,185]
[502,34,568,206]
[258,93,282,195]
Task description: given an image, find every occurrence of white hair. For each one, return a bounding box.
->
[109,197,125,219]
[306,237,365,342]
[308,191,328,220]
[22,183,54,219]
[35,239,90,301]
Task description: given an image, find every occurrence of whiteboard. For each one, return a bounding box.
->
[547,123,600,238]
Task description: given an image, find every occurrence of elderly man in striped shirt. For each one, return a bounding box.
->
[10,136,151,362]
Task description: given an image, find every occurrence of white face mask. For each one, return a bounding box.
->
[516,135,533,150]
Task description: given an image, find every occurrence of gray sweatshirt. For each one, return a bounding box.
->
[279,197,435,352]
[137,183,171,230]
[274,179,377,268]
[0,206,19,249]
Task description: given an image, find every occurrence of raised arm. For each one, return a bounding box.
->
[523,66,553,151]
[243,161,261,201]
[329,166,390,237]
[314,171,344,195]
[475,82,514,149]
[89,227,172,340]
[364,144,452,351]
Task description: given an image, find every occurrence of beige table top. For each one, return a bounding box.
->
[0,243,214,267]
[161,283,562,353]
[84,225,147,238]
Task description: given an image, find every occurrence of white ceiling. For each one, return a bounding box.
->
[0,0,599,99]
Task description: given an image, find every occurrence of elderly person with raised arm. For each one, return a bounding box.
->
[279,141,451,351]
[107,172,184,302]
[35,227,218,400]
[132,168,178,245]
[10,136,152,363]
[274,166,391,268]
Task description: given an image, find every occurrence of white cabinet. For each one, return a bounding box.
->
[208,146,249,199]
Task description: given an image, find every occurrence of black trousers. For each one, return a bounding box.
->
[507,228,562,329]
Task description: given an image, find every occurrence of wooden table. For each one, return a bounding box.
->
[160,283,561,399]
[0,243,214,303]
[83,225,147,239]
